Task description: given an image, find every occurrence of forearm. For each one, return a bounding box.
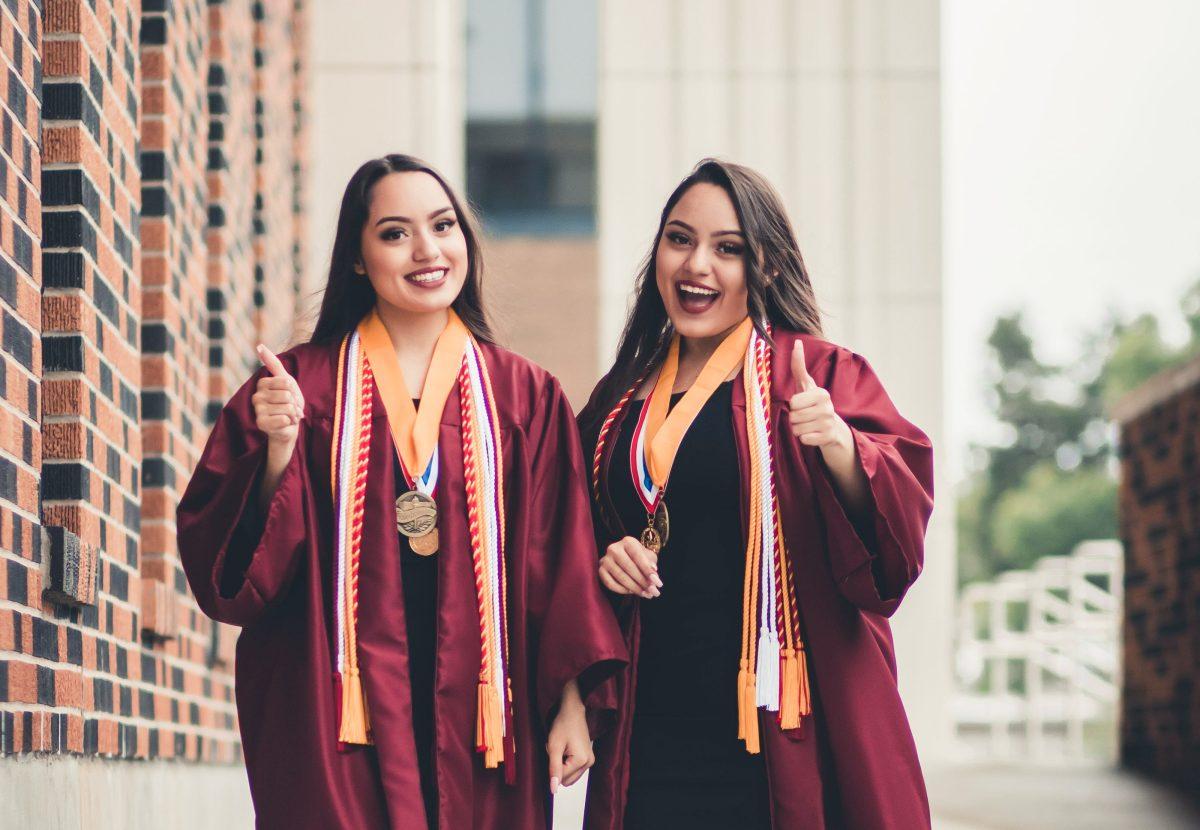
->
[819,427,872,523]
[258,439,296,513]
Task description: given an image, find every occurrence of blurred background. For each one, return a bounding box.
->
[1,0,1197,827]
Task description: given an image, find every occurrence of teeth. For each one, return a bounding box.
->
[409,269,446,284]
[679,283,719,297]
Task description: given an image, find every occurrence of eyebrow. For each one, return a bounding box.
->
[665,219,744,238]
[374,206,454,226]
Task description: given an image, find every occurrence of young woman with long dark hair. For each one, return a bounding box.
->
[178,155,626,829]
[580,159,935,829]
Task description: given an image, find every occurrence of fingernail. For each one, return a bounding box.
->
[550,776,559,794]
[651,587,660,597]
[652,575,663,587]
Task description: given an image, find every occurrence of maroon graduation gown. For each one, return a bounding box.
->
[178,338,628,829]
[582,328,935,830]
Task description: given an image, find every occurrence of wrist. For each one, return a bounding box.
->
[820,421,856,462]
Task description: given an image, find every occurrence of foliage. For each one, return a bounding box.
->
[957,278,1200,584]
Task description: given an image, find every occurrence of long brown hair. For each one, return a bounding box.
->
[309,154,497,345]
[579,158,823,436]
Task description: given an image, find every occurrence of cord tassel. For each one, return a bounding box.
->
[756,628,781,710]
[338,668,370,744]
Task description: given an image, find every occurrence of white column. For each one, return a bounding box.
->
[598,0,953,761]
[305,0,466,297]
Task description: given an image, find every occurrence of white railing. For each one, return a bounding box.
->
[953,540,1122,764]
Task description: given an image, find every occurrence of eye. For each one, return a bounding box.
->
[665,231,691,246]
[717,241,744,256]
[381,226,407,241]
[434,217,457,233]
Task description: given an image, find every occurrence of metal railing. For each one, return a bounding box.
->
[953,540,1122,763]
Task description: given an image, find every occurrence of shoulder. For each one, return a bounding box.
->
[768,327,872,401]
[475,341,564,429]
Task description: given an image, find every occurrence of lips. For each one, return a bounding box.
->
[404,267,448,288]
[675,280,721,314]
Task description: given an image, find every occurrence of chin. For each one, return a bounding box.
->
[668,310,740,340]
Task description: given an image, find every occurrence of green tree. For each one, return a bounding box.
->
[958,278,1200,584]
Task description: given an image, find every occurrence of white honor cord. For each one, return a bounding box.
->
[334,332,360,672]
[751,334,781,711]
[467,345,506,732]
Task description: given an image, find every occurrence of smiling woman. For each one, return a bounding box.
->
[176,154,628,829]
[580,159,936,830]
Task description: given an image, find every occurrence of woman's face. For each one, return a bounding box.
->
[357,171,469,316]
[654,182,749,342]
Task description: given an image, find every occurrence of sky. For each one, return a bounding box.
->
[943,0,1200,482]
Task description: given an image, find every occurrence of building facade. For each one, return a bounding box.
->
[1114,356,1200,802]
[1,0,307,822]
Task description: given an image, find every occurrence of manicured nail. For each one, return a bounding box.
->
[652,574,663,588]
[550,776,560,794]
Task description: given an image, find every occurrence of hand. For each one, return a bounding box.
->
[598,536,662,598]
[788,340,851,451]
[546,680,593,794]
[253,344,305,449]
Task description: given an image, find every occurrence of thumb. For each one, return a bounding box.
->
[256,343,292,380]
[791,340,815,392]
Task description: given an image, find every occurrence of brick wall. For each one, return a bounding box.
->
[0,0,308,763]
[1115,355,1200,800]
[487,236,598,408]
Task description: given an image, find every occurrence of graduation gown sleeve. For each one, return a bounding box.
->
[791,343,935,618]
[178,352,310,628]
[523,377,627,730]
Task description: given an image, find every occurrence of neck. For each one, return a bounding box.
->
[679,320,742,363]
[373,301,451,393]
[674,319,746,390]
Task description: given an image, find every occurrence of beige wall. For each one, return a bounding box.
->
[305,0,466,314]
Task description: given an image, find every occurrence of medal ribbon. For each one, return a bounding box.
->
[357,308,469,494]
[630,318,754,512]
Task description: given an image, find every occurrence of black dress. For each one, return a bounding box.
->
[608,381,771,829]
[395,447,439,828]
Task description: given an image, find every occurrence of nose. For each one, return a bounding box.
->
[412,228,439,262]
[684,244,712,277]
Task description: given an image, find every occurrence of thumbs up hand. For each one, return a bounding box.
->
[252,344,305,449]
[788,340,851,452]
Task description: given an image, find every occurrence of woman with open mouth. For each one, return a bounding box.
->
[177,154,627,829]
[580,159,935,829]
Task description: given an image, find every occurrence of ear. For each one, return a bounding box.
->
[353,260,366,275]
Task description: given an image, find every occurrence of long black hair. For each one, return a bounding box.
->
[309,154,497,345]
[579,158,823,437]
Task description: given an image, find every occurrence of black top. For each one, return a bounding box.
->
[396,430,439,828]
[608,381,770,829]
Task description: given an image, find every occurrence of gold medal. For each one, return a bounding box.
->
[653,501,669,548]
[641,501,669,554]
[640,525,662,554]
[408,527,439,556]
[396,490,438,537]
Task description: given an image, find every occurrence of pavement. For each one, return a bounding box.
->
[553,764,1200,829]
[926,764,1200,830]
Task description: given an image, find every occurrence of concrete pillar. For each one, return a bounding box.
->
[305,0,466,302]
[597,0,953,761]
